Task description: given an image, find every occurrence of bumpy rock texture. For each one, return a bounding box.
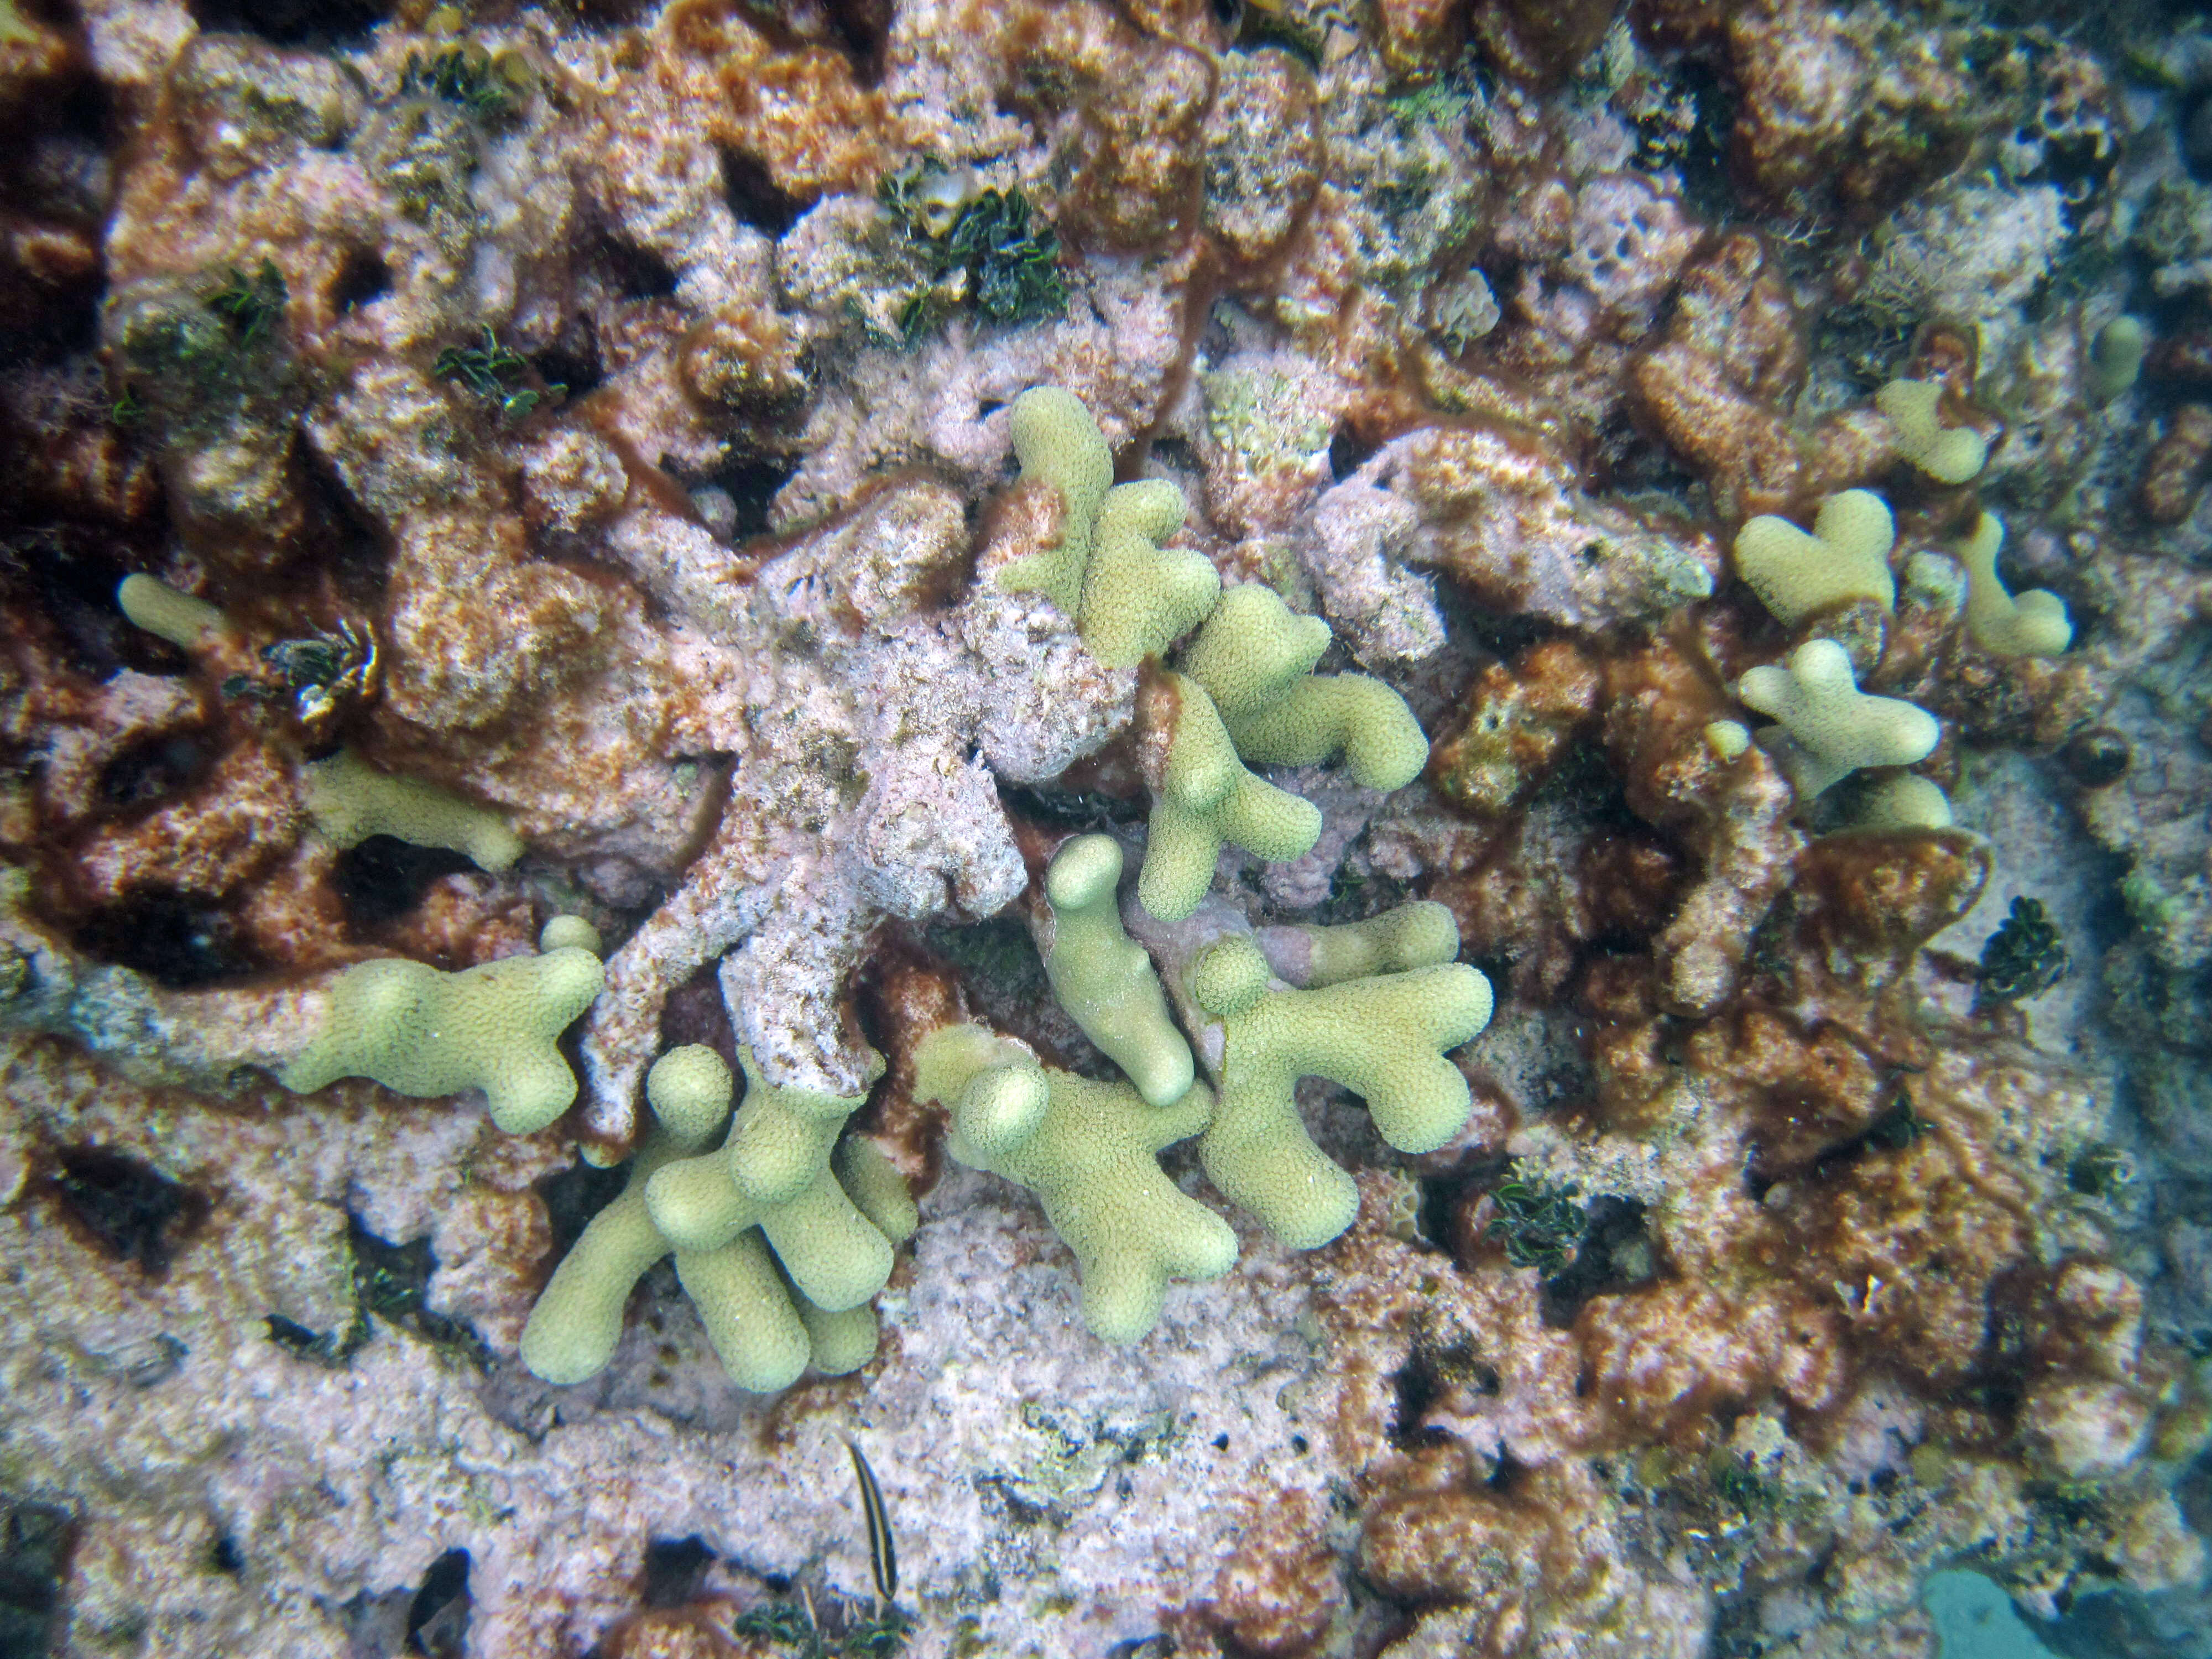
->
[5,0,2212,1656]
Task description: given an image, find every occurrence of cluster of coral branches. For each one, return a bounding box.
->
[6,0,2212,1653]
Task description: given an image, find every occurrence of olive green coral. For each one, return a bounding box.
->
[1185,934,1493,1249]
[1876,378,1987,484]
[116,573,233,652]
[1254,900,1460,988]
[644,1044,894,1313]
[913,1022,1236,1344]
[521,1045,910,1391]
[990,384,1218,667]
[1736,638,1940,800]
[1138,671,1323,921]
[1733,491,1896,625]
[995,386,1113,615]
[1082,480,1222,669]
[1041,834,1194,1108]
[1181,584,1427,791]
[280,938,603,1134]
[301,746,524,871]
[1954,512,2071,659]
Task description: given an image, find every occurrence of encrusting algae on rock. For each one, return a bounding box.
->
[3,0,2210,1652]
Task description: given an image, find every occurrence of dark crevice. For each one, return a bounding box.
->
[1538,1196,1656,1327]
[186,0,392,46]
[405,1548,472,1659]
[1328,424,1379,481]
[72,892,263,988]
[0,1499,75,1659]
[535,1155,632,1264]
[533,333,606,403]
[351,1215,492,1370]
[328,247,392,314]
[1,528,156,680]
[638,1536,716,1609]
[97,731,212,808]
[332,834,477,931]
[711,455,799,542]
[296,441,390,606]
[1386,1349,1452,1450]
[719,147,808,239]
[600,236,680,302]
[52,1146,206,1276]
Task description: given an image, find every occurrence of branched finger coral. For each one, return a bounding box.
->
[912,1022,1235,1343]
[300,747,524,871]
[645,1045,894,1314]
[1877,377,1989,483]
[1039,834,1194,1109]
[1137,671,1324,921]
[1182,585,1427,791]
[1736,639,1940,800]
[1183,934,1493,1248]
[523,1043,911,1390]
[280,925,604,1134]
[1254,900,1460,988]
[1954,511,2072,658]
[1733,491,1897,624]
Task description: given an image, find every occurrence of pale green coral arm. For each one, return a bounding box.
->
[1178,583,1330,721]
[913,1023,1236,1343]
[1139,672,1322,921]
[675,1233,813,1393]
[1223,674,1430,791]
[1079,480,1221,668]
[1042,834,1195,1108]
[1255,900,1460,988]
[519,1045,733,1385]
[280,945,603,1134]
[1187,936,1493,1249]
[995,386,1113,614]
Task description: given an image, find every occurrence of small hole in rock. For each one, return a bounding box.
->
[1329,425,1378,480]
[187,0,390,45]
[719,147,807,238]
[712,456,799,541]
[329,248,391,314]
[72,893,260,987]
[601,236,680,302]
[0,1499,76,1658]
[638,1536,716,1608]
[98,733,210,807]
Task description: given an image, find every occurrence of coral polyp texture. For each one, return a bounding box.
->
[4,0,2211,1654]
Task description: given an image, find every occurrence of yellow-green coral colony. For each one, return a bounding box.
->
[1732,490,1896,625]
[1876,378,1989,484]
[1041,835,1194,1109]
[644,1044,894,1313]
[1140,672,1324,922]
[1187,931,1493,1249]
[116,572,233,652]
[1737,639,1940,800]
[915,1023,1237,1344]
[280,929,604,1134]
[521,1044,911,1391]
[995,388,1430,923]
[1183,583,1429,793]
[1954,512,2072,659]
[302,745,525,871]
